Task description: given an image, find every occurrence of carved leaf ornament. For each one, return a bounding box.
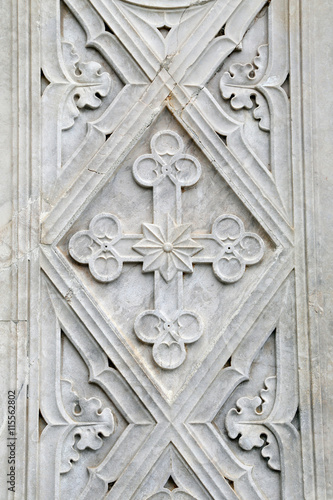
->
[62,42,111,130]
[60,380,115,473]
[225,376,281,471]
[220,45,270,131]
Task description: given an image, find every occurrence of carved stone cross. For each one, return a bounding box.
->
[69,131,264,369]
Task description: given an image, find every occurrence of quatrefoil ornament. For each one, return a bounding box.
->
[69,130,265,369]
[68,213,123,282]
[135,310,203,370]
[133,130,201,187]
[211,215,264,283]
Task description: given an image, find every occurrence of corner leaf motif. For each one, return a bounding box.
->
[62,42,111,130]
[60,379,115,473]
[225,376,281,471]
[220,45,270,131]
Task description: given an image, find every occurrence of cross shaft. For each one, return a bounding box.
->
[69,130,264,369]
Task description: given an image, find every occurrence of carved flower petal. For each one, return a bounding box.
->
[167,220,191,244]
[173,238,203,255]
[171,250,194,273]
[237,234,264,264]
[142,250,166,273]
[142,223,166,244]
[173,240,202,254]
[133,154,163,187]
[213,255,245,283]
[173,155,201,186]
[90,253,122,282]
[213,215,243,242]
[159,253,178,282]
[153,337,186,370]
[69,232,96,263]
[134,311,164,343]
[133,238,163,254]
[177,312,203,343]
[90,213,121,240]
[167,217,202,253]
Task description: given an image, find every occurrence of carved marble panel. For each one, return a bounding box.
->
[38,0,300,498]
[1,0,325,498]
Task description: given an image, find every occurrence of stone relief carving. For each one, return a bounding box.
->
[60,379,115,473]
[147,474,197,499]
[40,280,154,499]
[69,130,264,369]
[68,213,125,282]
[39,0,302,497]
[133,215,202,282]
[220,44,270,131]
[148,490,196,499]
[61,42,112,131]
[134,445,212,499]
[225,376,281,471]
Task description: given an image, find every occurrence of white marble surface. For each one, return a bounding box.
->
[0,0,332,498]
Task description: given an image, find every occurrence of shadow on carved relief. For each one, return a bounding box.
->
[40,69,50,97]
[213,332,282,499]
[207,5,270,170]
[59,331,127,499]
[133,445,212,499]
[60,0,124,165]
[58,108,277,402]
